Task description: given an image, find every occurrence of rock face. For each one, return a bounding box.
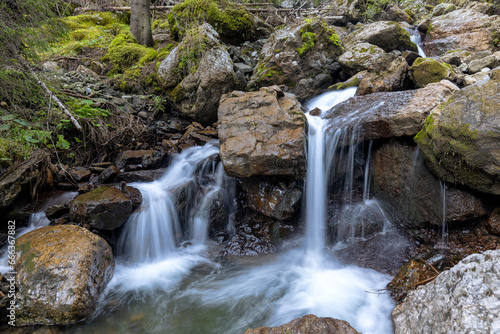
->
[218,86,306,178]
[15,225,114,325]
[393,250,500,334]
[323,80,459,141]
[371,139,488,229]
[344,21,417,53]
[244,314,360,334]
[415,73,500,195]
[158,23,236,124]
[247,18,344,100]
[69,186,139,230]
[409,58,452,88]
[423,9,500,57]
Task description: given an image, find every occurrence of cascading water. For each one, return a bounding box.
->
[407,27,426,58]
[77,89,394,334]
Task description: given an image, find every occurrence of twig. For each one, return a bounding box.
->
[420,259,440,275]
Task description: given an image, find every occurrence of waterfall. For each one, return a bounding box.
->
[437,180,449,250]
[407,27,426,58]
[118,143,224,263]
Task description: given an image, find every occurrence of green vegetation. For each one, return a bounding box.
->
[409,58,452,88]
[104,33,158,73]
[167,0,254,44]
[297,31,317,57]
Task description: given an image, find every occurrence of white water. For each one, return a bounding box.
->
[78,89,394,334]
[408,27,426,58]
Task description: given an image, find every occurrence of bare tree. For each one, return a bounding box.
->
[130,0,153,46]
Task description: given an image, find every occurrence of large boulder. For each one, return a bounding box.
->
[423,9,500,57]
[338,43,386,76]
[158,23,237,124]
[15,225,114,325]
[392,250,500,334]
[218,86,306,178]
[323,80,459,141]
[409,58,453,88]
[244,314,360,334]
[356,55,410,95]
[371,139,488,229]
[247,18,344,100]
[69,186,140,230]
[415,72,500,195]
[343,21,417,53]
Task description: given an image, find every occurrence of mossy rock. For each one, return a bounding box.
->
[103,33,158,73]
[415,76,500,195]
[338,42,385,76]
[409,58,451,88]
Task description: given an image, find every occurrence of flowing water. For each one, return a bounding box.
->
[74,89,394,334]
[408,27,426,58]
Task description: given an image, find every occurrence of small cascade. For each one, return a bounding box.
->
[407,27,426,58]
[118,143,224,263]
[436,180,449,250]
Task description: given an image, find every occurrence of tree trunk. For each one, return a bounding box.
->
[130,0,153,47]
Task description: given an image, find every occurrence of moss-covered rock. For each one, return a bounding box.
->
[247,18,344,101]
[415,74,500,195]
[338,42,386,76]
[158,23,236,124]
[103,33,158,73]
[344,21,417,53]
[409,58,452,88]
[167,0,271,45]
[15,225,114,325]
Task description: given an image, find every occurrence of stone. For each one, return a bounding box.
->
[137,111,148,120]
[247,18,344,100]
[44,204,69,220]
[114,169,167,183]
[158,23,236,124]
[344,21,417,53]
[68,169,91,183]
[409,58,452,88]
[357,55,410,95]
[423,9,499,57]
[323,80,459,141]
[388,259,437,303]
[233,62,253,74]
[69,186,133,230]
[76,65,99,79]
[338,43,386,76]
[98,165,120,184]
[401,50,420,66]
[15,225,114,325]
[468,55,499,74]
[244,314,360,334]
[486,207,500,235]
[115,150,164,170]
[42,61,61,72]
[122,185,143,209]
[432,3,456,17]
[240,177,302,221]
[220,224,275,256]
[415,74,500,195]
[393,250,500,334]
[371,139,488,229]
[218,86,306,178]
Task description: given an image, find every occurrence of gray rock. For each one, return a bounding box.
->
[468,55,499,74]
[432,3,456,17]
[233,62,253,74]
[393,250,500,334]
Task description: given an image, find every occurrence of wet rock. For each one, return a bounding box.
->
[207,190,229,235]
[240,177,302,221]
[388,259,437,303]
[122,185,143,210]
[218,86,306,178]
[68,169,91,183]
[98,165,120,184]
[243,314,360,334]
[15,225,114,325]
[114,169,167,183]
[323,80,459,141]
[221,223,275,256]
[357,55,410,95]
[372,139,488,228]
[423,9,499,57]
[115,150,164,170]
[393,250,500,334]
[344,21,417,53]
[158,23,236,124]
[69,186,133,230]
[401,50,420,66]
[247,18,344,100]
[44,205,69,220]
[415,73,500,195]
[57,182,77,190]
[486,207,500,235]
[409,58,452,88]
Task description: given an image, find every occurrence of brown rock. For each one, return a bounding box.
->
[122,186,143,209]
[309,107,321,116]
[218,86,306,178]
[243,314,360,334]
[15,225,114,325]
[115,169,167,183]
[98,165,120,184]
[487,207,500,235]
[388,259,436,302]
[68,169,91,183]
[69,186,133,230]
[357,55,410,95]
[115,150,164,170]
[45,204,69,220]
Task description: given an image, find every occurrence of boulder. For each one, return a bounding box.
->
[393,250,500,334]
[486,207,500,235]
[221,223,275,256]
[240,177,302,221]
[67,169,91,183]
[158,23,236,124]
[218,86,306,178]
[98,165,120,183]
[114,169,167,183]
[69,186,136,230]
[415,73,500,195]
[338,43,386,76]
[423,9,499,57]
[467,55,499,74]
[247,18,344,100]
[15,225,114,325]
[244,314,360,334]
[356,55,410,95]
[371,139,488,229]
[344,21,417,53]
[323,80,459,141]
[115,150,164,170]
[409,58,452,88]
[432,3,456,17]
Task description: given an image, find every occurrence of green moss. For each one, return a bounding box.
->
[103,33,158,73]
[296,31,317,57]
[168,0,253,43]
[410,58,451,88]
[23,252,37,274]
